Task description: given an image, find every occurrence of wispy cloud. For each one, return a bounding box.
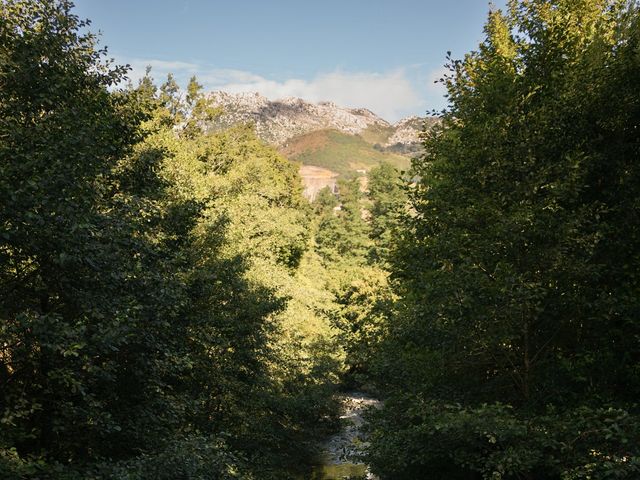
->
[212,69,422,121]
[120,57,438,121]
[124,58,199,77]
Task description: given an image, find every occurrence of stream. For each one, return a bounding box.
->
[309,392,381,480]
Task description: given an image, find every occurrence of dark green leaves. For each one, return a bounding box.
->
[367,1,640,478]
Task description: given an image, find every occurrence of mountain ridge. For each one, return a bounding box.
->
[207,91,433,148]
[206,91,438,199]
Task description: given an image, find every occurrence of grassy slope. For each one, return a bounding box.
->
[358,123,395,145]
[280,129,410,177]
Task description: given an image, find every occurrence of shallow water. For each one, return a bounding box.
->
[309,392,381,480]
[309,463,368,479]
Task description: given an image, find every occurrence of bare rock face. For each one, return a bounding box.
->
[208,91,411,146]
[385,116,423,146]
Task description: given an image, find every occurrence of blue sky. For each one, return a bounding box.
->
[73,0,507,121]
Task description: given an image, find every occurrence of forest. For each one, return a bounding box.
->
[1,0,639,479]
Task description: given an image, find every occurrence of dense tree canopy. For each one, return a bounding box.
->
[367,1,640,478]
[0,2,341,478]
[3,1,640,479]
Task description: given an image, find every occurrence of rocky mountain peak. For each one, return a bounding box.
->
[207,91,398,145]
[205,91,439,200]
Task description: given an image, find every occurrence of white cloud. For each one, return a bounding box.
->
[120,58,428,121]
[215,69,422,121]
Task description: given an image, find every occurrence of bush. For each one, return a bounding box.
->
[0,436,253,480]
[366,398,640,480]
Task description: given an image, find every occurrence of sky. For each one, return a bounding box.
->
[73,0,507,121]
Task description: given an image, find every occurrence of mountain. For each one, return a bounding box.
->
[208,92,386,144]
[206,91,438,198]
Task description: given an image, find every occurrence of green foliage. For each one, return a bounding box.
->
[396,0,640,406]
[367,161,407,264]
[367,0,640,478]
[313,186,339,215]
[11,1,640,478]
[126,76,341,477]
[284,129,409,177]
[331,268,394,386]
[0,0,174,463]
[316,178,371,266]
[366,400,640,480]
[0,436,253,480]
[159,73,183,123]
[0,2,342,478]
[183,75,221,138]
[311,168,405,392]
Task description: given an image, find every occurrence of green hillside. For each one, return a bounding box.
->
[280,128,410,177]
[358,123,395,145]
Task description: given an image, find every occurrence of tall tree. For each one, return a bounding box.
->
[0,0,164,464]
[368,1,640,478]
[316,177,371,265]
[367,161,406,264]
[159,73,183,123]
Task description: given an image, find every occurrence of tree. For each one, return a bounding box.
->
[0,3,314,478]
[331,267,394,386]
[182,75,220,138]
[368,1,640,478]
[316,177,371,265]
[124,80,340,477]
[312,186,339,215]
[0,0,172,466]
[367,161,406,264]
[159,72,183,123]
